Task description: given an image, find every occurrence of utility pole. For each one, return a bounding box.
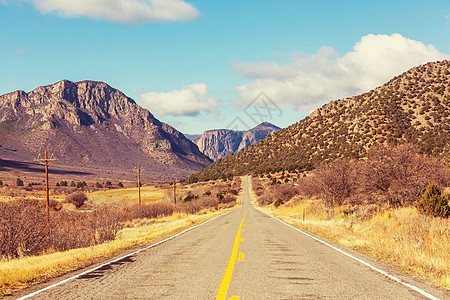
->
[34,150,58,225]
[173,179,176,205]
[134,166,142,209]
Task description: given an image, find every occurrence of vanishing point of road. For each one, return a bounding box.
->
[16,177,449,299]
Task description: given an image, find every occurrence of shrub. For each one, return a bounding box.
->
[77,181,87,189]
[117,182,124,188]
[65,191,88,208]
[0,180,3,185]
[229,189,238,195]
[16,178,24,186]
[95,182,103,189]
[221,195,236,204]
[274,198,284,208]
[312,159,356,208]
[184,192,195,202]
[417,182,449,218]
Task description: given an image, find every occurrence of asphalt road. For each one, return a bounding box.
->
[15,177,449,299]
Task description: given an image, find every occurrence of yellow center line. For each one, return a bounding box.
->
[216,218,244,300]
[216,177,249,300]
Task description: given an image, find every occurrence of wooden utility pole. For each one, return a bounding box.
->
[173,179,176,205]
[34,150,58,225]
[134,166,142,208]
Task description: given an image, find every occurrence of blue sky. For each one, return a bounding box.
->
[1,0,450,134]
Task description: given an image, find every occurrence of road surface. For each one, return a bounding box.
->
[15,177,448,299]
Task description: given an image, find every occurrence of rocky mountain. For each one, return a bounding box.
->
[0,80,212,181]
[189,60,450,182]
[189,122,280,161]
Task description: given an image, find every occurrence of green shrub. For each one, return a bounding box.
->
[274,198,284,208]
[184,192,195,202]
[16,178,24,186]
[417,182,449,218]
[117,182,124,188]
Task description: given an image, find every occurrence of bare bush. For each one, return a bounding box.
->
[360,144,450,207]
[251,177,264,196]
[134,202,176,219]
[65,191,88,208]
[0,199,48,259]
[91,206,126,243]
[312,159,357,208]
[257,184,299,206]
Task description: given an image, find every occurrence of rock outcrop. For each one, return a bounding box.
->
[193,122,280,161]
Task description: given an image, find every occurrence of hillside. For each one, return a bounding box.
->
[0,80,211,181]
[192,122,280,161]
[189,60,450,182]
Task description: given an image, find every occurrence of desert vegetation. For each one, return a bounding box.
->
[252,144,450,289]
[189,61,450,182]
[0,177,241,294]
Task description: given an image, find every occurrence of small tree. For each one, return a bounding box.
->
[95,182,103,188]
[417,182,449,218]
[0,180,3,186]
[105,181,112,188]
[16,178,24,186]
[117,182,124,188]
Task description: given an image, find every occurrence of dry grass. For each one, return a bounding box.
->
[87,186,164,205]
[256,197,450,290]
[0,207,234,296]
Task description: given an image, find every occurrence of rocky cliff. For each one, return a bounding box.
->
[194,122,280,161]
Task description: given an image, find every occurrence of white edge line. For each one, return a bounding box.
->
[258,209,441,300]
[17,209,237,300]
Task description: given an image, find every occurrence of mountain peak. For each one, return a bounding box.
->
[251,121,280,131]
[0,80,211,180]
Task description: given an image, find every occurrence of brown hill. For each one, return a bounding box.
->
[189,60,450,182]
[0,80,211,182]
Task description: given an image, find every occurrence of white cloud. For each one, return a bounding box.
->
[139,83,217,116]
[234,33,450,111]
[24,0,198,23]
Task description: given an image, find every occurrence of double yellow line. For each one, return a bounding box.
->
[216,206,247,300]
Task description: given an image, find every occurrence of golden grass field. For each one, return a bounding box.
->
[86,186,165,205]
[0,185,165,204]
[255,197,450,291]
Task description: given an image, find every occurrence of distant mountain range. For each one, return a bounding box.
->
[0,80,211,181]
[186,122,280,161]
[189,60,450,182]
